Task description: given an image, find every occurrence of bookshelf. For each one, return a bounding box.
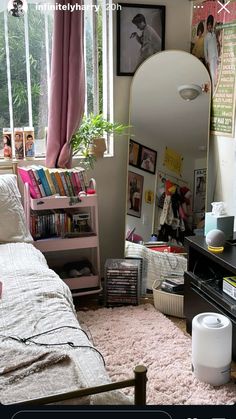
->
[24,182,102,297]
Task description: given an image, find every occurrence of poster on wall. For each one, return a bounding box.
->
[163,146,183,177]
[191,0,236,137]
[127,171,144,218]
[193,168,207,212]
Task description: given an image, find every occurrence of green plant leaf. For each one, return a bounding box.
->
[71,113,131,169]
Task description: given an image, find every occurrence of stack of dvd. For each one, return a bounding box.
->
[104,259,142,306]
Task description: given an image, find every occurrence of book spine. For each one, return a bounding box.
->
[54,172,66,196]
[64,172,74,196]
[78,170,86,191]
[27,169,42,199]
[74,171,82,193]
[71,172,79,195]
[68,171,76,195]
[44,169,56,195]
[32,169,46,197]
[50,172,60,195]
[83,170,89,189]
[38,168,52,196]
[60,172,70,196]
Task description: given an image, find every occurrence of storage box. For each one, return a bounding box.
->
[223,276,236,301]
[204,212,234,240]
[147,245,185,253]
[152,279,184,318]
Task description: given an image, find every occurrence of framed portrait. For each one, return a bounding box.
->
[117,3,166,76]
[129,139,141,167]
[127,171,144,218]
[139,145,157,174]
[193,169,207,213]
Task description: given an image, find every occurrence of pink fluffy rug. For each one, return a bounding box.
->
[78,303,236,405]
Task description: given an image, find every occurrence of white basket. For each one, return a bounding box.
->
[152,279,184,318]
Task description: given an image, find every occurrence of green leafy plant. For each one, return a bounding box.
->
[71,113,130,169]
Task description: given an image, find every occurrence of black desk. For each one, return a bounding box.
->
[184,236,236,361]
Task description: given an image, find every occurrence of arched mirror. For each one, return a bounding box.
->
[125,50,211,245]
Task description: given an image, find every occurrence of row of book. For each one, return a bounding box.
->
[18,165,88,199]
[30,210,92,240]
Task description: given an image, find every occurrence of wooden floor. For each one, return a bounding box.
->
[74,291,236,379]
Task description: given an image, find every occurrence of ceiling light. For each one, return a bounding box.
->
[178,84,202,101]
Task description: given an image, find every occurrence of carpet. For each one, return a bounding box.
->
[78,303,236,405]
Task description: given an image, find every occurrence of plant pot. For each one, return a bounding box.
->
[93,137,107,158]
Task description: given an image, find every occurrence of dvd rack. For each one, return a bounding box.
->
[104,258,142,306]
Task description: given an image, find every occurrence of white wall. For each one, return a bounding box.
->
[208,136,236,228]
[93,0,192,271]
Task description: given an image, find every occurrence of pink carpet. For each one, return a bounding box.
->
[78,303,236,405]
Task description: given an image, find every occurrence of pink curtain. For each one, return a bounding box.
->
[46,1,85,168]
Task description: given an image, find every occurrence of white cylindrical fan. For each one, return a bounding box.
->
[192,312,232,386]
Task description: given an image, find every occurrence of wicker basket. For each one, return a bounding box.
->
[152,279,184,318]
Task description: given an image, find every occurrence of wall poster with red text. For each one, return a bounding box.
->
[191,0,236,136]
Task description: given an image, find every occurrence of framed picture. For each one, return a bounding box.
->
[117,3,165,76]
[129,139,141,167]
[139,145,157,174]
[145,190,154,204]
[193,168,207,212]
[127,171,144,218]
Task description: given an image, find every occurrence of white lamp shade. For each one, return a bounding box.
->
[178,84,202,101]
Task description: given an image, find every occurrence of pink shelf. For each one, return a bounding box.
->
[30,194,97,210]
[71,287,103,297]
[63,275,99,290]
[24,181,101,297]
[33,235,98,252]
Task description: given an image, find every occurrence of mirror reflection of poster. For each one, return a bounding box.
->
[191,0,236,137]
[163,146,183,177]
[129,139,140,167]
[127,171,144,218]
[193,168,207,212]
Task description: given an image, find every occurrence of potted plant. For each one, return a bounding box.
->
[70,113,130,169]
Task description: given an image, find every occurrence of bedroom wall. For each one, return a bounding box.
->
[207,136,236,229]
[92,0,192,272]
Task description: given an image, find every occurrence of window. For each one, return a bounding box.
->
[0,0,113,159]
[84,0,114,156]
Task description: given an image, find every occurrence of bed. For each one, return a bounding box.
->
[0,173,147,405]
[125,240,187,291]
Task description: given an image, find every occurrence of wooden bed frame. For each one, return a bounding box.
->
[0,166,147,406]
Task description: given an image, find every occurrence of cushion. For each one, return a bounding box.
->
[0,174,33,243]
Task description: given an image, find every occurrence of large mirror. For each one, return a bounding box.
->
[125,50,211,244]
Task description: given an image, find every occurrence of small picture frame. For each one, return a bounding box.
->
[127,171,144,218]
[117,3,165,76]
[129,139,141,167]
[145,190,154,204]
[139,145,157,174]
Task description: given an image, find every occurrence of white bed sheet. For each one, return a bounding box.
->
[0,242,131,405]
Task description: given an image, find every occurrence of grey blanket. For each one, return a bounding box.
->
[0,340,82,404]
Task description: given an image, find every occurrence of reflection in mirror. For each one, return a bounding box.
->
[125,50,211,246]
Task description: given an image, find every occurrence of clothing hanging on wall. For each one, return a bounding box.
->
[157,174,193,245]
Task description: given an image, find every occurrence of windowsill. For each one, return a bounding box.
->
[0,153,114,167]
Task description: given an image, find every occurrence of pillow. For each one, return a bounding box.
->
[0,174,33,243]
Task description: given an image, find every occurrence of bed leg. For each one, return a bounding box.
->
[134,365,147,405]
